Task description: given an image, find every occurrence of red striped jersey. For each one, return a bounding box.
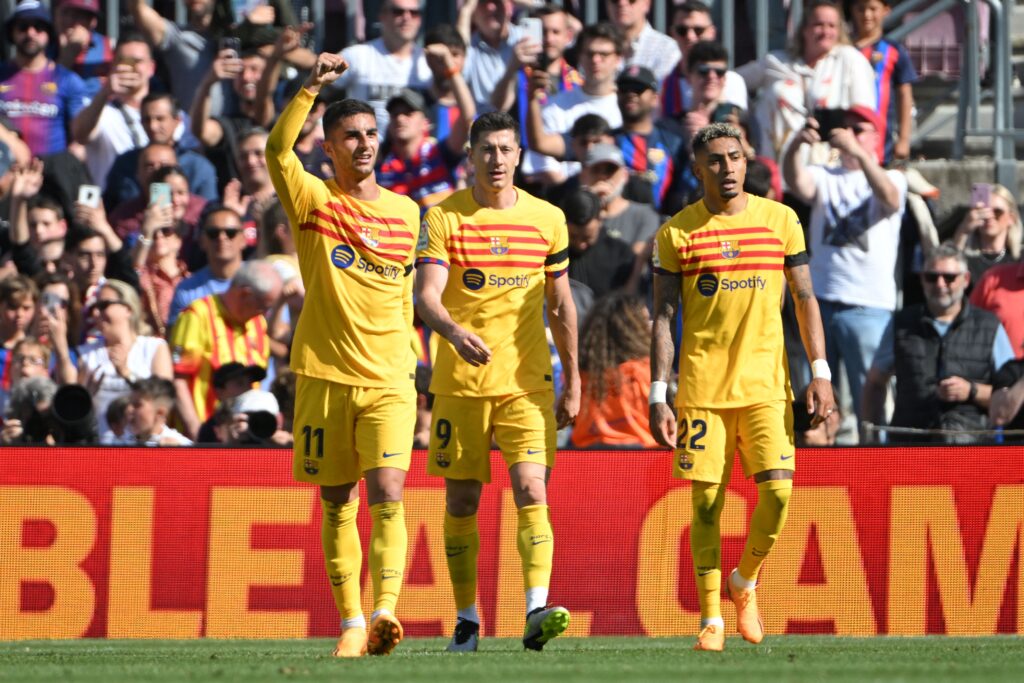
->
[266,87,419,387]
[169,294,270,422]
[653,195,806,407]
[417,188,569,397]
[376,135,460,211]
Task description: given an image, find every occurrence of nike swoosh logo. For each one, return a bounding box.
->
[526,448,543,455]
[780,454,793,460]
[531,539,551,545]
[446,550,466,557]
[382,451,403,458]
[697,570,715,577]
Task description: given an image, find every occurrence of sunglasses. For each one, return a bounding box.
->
[674,24,710,38]
[695,64,727,78]
[204,228,242,240]
[922,272,961,284]
[93,299,125,312]
[992,207,1007,219]
[13,21,49,33]
[388,7,421,18]
[155,227,177,238]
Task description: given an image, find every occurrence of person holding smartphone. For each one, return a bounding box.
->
[952,183,1022,287]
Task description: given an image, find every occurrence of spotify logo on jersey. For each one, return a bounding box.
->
[696,274,719,297]
[331,244,356,269]
[463,268,485,291]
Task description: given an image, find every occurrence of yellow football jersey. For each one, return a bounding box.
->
[418,187,569,397]
[266,88,418,387]
[654,195,807,408]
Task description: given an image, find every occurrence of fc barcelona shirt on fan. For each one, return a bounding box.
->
[654,195,807,408]
[0,62,89,157]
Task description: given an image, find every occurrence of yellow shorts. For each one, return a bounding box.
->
[427,390,557,483]
[292,375,416,486]
[673,401,795,483]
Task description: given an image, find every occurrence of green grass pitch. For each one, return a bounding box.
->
[3,636,1023,683]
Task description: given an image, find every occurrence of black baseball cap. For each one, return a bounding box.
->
[212,362,266,389]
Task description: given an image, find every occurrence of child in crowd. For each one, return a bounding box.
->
[109,377,192,446]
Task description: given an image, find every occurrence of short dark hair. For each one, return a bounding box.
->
[470,111,520,147]
[199,203,243,230]
[141,91,180,117]
[675,0,713,16]
[424,23,466,53]
[533,2,568,19]
[28,194,65,220]
[0,274,39,306]
[115,30,152,55]
[691,122,744,155]
[149,165,187,185]
[130,376,177,407]
[68,229,106,253]
[570,114,612,139]
[580,22,625,56]
[744,158,773,197]
[686,40,729,72]
[323,98,376,137]
[561,189,602,226]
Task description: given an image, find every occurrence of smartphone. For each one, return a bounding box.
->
[219,36,241,58]
[970,182,992,207]
[78,184,101,208]
[149,182,172,208]
[520,17,543,47]
[814,108,848,138]
[41,291,64,316]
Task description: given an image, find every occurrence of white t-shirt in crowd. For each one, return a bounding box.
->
[463,23,525,114]
[106,424,193,446]
[85,103,147,191]
[522,89,622,179]
[625,23,681,82]
[332,38,432,136]
[77,335,168,435]
[807,165,908,310]
[670,70,749,112]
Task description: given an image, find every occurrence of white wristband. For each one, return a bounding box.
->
[811,359,832,382]
[649,380,668,405]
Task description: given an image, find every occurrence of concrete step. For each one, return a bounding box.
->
[904,158,1024,225]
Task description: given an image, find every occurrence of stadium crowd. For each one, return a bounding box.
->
[0,0,1021,448]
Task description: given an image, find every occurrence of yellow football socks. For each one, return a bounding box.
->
[321,497,363,621]
[690,482,727,620]
[444,511,480,610]
[737,479,793,584]
[516,504,554,594]
[369,501,407,615]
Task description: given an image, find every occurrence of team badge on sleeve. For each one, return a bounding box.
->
[416,220,429,252]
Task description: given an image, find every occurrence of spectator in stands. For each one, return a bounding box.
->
[116,164,206,267]
[1,375,57,444]
[0,335,51,418]
[107,376,192,446]
[524,22,624,184]
[736,0,876,164]
[376,88,469,212]
[716,104,783,201]
[0,276,39,395]
[129,0,223,113]
[783,105,906,425]
[422,25,476,162]
[679,42,737,145]
[71,32,155,190]
[31,271,79,385]
[52,0,113,98]
[170,260,282,439]
[862,244,1015,444]
[105,93,220,209]
[195,361,266,443]
[191,46,271,188]
[458,0,523,113]
[490,4,581,127]
[849,0,918,164]
[1,1,90,159]
[990,359,1024,441]
[330,0,431,134]
[971,259,1024,361]
[226,128,277,235]
[571,292,657,449]
[167,205,248,326]
[215,388,290,446]
[579,143,660,263]
[132,184,192,338]
[70,199,142,291]
[605,0,679,81]
[661,1,747,119]
[563,188,635,299]
[953,184,1022,286]
[77,279,173,435]
[257,200,302,359]
[8,161,69,276]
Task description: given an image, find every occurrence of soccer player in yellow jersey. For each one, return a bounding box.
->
[265,53,420,658]
[415,111,580,653]
[649,123,836,652]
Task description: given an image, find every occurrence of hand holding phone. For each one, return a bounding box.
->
[219,37,242,59]
[813,108,847,139]
[519,17,543,47]
[78,184,101,209]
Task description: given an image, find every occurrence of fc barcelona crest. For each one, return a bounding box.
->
[721,241,740,259]
[360,227,381,248]
[489,236,510,255]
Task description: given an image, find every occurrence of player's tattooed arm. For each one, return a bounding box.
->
[786,262,835,426]
[649,273,681,448]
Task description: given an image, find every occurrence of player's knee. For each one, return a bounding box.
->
[320,483,358,505]
[446,479,483,517]
[691,483,723,525]
[756,479,793,515]
[510,476,547,509]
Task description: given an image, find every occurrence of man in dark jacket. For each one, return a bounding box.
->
[862,243,1015,444]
